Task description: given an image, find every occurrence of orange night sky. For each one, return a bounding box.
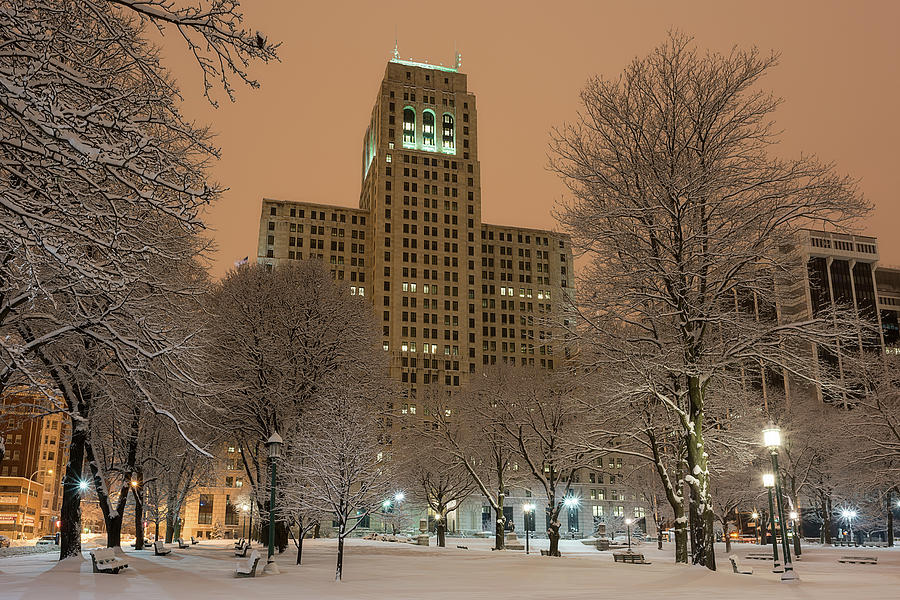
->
[158,0,899,278]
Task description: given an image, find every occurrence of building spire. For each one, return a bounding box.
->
[393,26,399,59]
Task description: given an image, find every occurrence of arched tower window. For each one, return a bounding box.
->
[403,108,416,145]
[442,114,455,150]
[423,110,436,147]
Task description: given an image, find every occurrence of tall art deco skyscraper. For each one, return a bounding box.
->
[258,54,574,409]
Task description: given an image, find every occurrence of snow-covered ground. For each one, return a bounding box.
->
[1,537,898,599]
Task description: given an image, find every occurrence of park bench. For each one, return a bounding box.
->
[839,556,878,564]
[235,550,262,578]
[729,555,753,575]
[456,545,468,550]
[235,542,251,557]
[153,540,172,556]
[746,553,774,560]
[177,538,190,549]
[539,549,563,557]
[90,548,129,574]
[190,536,200,545]
[612,552,651,564]
[234,538,245,549]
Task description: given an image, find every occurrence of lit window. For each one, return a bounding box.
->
[423,111,436,147]
[403,108,416,145]
[442,114,455,150]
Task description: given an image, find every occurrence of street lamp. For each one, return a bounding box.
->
[20,469,52,540]
[763,425,798,582]
[625,517,634,552]
[240,503,250,542]
[841,509,857,546]
[789,510,801,557]
[394,491,405,502]
[523,504,535,554]
[751,512,760,545]
[763,473,782,572]
[264,431,283,574]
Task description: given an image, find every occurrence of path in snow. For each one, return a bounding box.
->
[1,537,898,599]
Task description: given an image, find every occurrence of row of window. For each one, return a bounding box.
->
[402,108,456,151]
[269,205,367,226]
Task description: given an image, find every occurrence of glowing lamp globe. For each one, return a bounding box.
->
[762,473,775,488]
[763,425,782,448]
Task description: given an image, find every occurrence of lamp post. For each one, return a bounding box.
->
[20,469,52,540]
[523,504,535,554]
[625,517,634,552]
[763,425,798,582]
[789,510,801,557]
[241,503,249,540]
[841,509,857,546]
[563,496,579,538]
[763,473,782,573]
[751,512,760,545]
[382,499,392,533]
[264,432,283,574]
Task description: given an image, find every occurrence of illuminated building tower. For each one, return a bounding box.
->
[258,55,574,400]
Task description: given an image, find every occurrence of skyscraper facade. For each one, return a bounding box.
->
[258,57,574,395]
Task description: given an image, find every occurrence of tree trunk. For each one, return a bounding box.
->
[335,531,344,581]
[296,528,303,565]
[887,489,895,548]
[436,518,446,547]
[657,524,663,550]
[165,510,176,543]
[673,500,688,563]
[686,375,716,571]
[133,488,144,550]
[495,506,506,551]
[547,505,561,557]
[823,495,833,544]
[723,520,732,554]
[106,514,123,549]
[59,421,87,559]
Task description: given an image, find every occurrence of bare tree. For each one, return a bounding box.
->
[486,365,595,557]
[551,32,869,569]
[396,422,475,547]
[287,381,392,581]
[206,260,382,549]
[424,374,526,551]
[0,0,275,559]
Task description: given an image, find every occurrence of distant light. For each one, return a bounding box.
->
[625,518,634,525]
[762,473,775,488]
[434,514,442,521]
[563,496,579,509]
[763,425,782,448]
[55,520,61,529]
[130,480,138,487]
[382,500,392,509]
[523,504,535,513]
[78,480,89,491]
[789,511,798,521]
[841,509,857,519]
[394,492,405,502]
[751,512,759,520]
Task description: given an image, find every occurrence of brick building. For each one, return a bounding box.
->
[0,389,68,538]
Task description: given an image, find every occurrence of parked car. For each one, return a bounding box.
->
[35,535,59,548]
[0,535,10,548]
